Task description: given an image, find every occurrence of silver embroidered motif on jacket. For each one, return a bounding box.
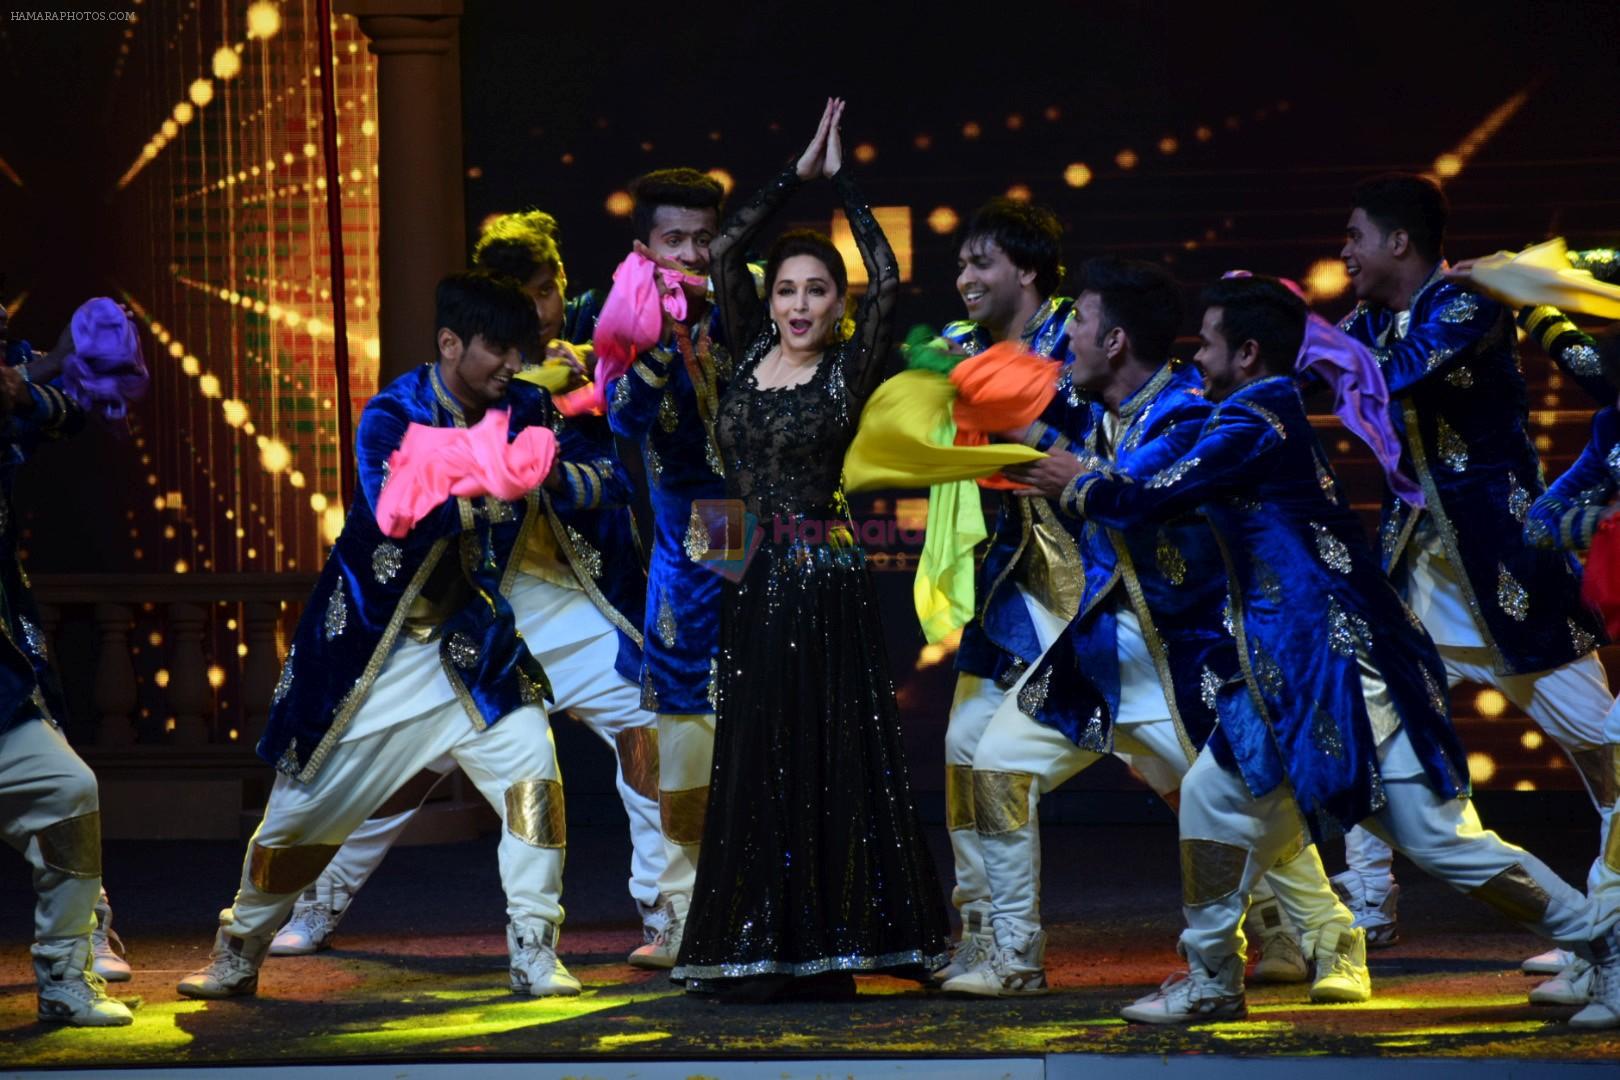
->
[1200,666,1222,711]
[447,632,479,669]
[565,526,604,578]
[657,591,678,649]
[1311,523,1352,574]
[1565,344,1602,377]
[1569,618,1598,656]
[323,586,348,640]
[1327,597,1370,657]
[1017,667,1053,716]
[272,644,296,705]
[1507,479,1530,523]
[1436,417,1468,471]
[1496,563,1529,621]
[1444,365,1474,389]
[1437,293,1480,325]
[684,506,710,562]
[372,542,403,584]
[18,616,45,658]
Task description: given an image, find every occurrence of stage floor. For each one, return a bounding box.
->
[3,821,1617,1069]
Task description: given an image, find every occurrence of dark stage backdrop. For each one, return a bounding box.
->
[1,0,1617,798]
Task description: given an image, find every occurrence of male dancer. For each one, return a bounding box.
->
[269,214,664,962]
[0,323,131,1025]
[944,259,1355,1001]
[933,198,1087,982]
[1067,274,1614,1028]
[1336,175,1614,961]
[179,272,583,999]
[605,168,729,967]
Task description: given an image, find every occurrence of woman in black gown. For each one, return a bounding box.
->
[672,99,949,999]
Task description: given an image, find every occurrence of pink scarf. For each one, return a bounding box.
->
[374,409,559,538]
[589,251,704,413]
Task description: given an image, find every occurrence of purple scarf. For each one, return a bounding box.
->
[1223,272,1424,508]
[63,298,149,420]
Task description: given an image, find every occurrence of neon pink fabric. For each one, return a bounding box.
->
[589,251,704,412]
[375,409,558,538]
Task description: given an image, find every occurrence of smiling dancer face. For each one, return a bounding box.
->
[630,168,725,307]
[433,270,541,416]
[956,198,1064,343]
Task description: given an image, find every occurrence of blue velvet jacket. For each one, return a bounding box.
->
[1525,407,1620,580]
[605,305,730,713]
[0,364,83,739]
[489,402,644,684]
[1022,362,1232,762]
[945,296,1095,687]
[546,289,646,683]
[259,366,556,782]
[1076,376,1471,841]
[1340,267,1602,675]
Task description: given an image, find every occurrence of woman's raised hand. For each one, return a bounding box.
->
[796,98,837,181]
[822,98,845,178]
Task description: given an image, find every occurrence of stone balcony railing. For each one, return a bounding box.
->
[35,573,317,752]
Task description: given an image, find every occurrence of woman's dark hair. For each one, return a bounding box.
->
[434,269,542,361]
[1077,255,1183,363]
[1200,275,1307,375]
[961,197,1065,297]
[629,168,725,243]
[1352,172,1449,263]
[765,229,848,296]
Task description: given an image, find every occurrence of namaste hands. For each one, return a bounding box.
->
[796,97,845,181]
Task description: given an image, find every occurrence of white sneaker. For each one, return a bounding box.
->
[628,899,681,969]
[1309,923,1371,1004]
[932,909,994,984]
[1530,958,1593,1006]
[177,924,269,999]
[508,921,581,996]
[1330,870,1399,948]
[940,928,1048,997]
[1247,897,1309,984]
[1523,947,1576,976]
[1570,930,1620,1030]
[91,891,132,982]
[1121,951,1246,1025]
[270,880,350,956]
[35,937,134,1027]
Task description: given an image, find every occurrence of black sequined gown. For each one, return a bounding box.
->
[672,168,948,991]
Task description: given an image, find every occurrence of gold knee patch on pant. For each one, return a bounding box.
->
[1469,863,1551,925]
[506,779,566,848]
[37,811,102,879]
[1180,838,1248,907]
[971,770,1035,835]
[615,727,661,803]
[1273,832,1307,867]
[248,842,340,894]
[1604,820,1620,875]
[946,764,976,831]
[1570,745,1618,809]
[660,785,708,845]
